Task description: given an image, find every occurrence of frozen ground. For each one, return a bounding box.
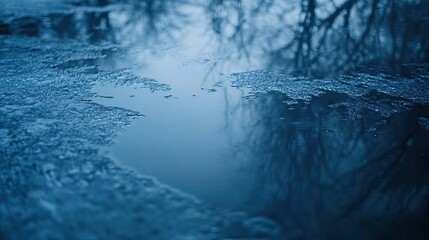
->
[0,1,283,239]
[0,36,283,239]
[1,0,429,239]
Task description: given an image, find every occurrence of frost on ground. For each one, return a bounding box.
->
[419,117,429,131]
[0,37,282,239]
[230,67,429,119]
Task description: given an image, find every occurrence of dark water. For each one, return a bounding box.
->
[2,0,429,239]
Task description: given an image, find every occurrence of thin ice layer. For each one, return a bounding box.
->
[230,67,429,118]
[0,36,282,239]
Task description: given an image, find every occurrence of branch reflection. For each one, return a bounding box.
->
[207,0,429,76]
[3,0,428,75]
[227,91,429,239]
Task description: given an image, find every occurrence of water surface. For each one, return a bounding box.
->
[2,0,429,239]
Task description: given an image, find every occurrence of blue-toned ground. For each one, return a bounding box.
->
[0,36,283,239]
[1,0,429,240]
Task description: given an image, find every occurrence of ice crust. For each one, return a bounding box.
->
[231,68,429,118]
[0,36,282,239]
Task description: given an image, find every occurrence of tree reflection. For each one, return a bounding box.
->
[3,0,428,75]
[3,0,189,45]
[207,0,429,76]
[228,91,429,239]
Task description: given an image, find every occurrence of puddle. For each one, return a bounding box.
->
[3,0,429,239]
[91,29,257,208]
[94,84,254,208]
[86,0,429,232]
